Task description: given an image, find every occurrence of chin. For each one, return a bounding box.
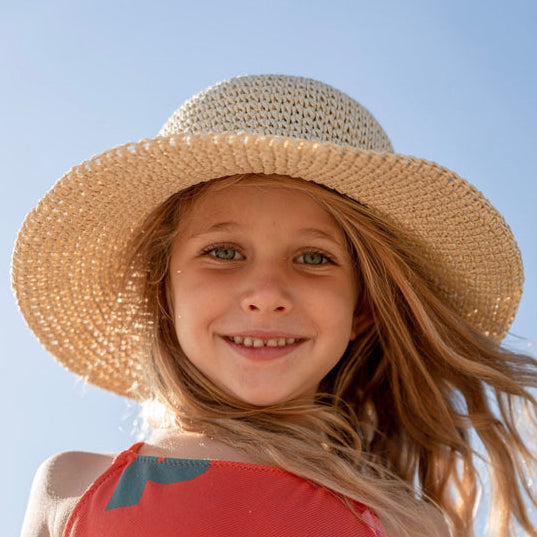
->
[233,390,312,407]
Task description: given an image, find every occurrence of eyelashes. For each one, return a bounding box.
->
[201,243,335,266]
[295,251,333,265]
[202,244,245,261]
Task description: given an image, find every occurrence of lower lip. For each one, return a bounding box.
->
[223,338,305,361]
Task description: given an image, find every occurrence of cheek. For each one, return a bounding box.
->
[306,286,357,342]
[170,274,228,336]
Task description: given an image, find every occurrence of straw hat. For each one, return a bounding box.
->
[12,74,523,398]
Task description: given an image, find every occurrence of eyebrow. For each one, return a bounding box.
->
[297,227,341,243]
[187,222,239,239]
[188,222,342,245]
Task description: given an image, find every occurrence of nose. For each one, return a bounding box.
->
[240,264,292,314]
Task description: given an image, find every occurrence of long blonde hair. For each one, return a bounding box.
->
[129,174,537,537]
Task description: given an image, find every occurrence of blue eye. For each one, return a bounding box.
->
[205,247,243,260]
[297,252,329,265]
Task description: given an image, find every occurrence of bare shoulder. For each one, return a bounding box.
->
[20,450,115,537]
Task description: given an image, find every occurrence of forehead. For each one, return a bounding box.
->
[178,178,342,236]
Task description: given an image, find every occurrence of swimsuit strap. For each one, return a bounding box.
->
[63,443,145,537]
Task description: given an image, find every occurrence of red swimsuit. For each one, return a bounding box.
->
[64,443,387,537]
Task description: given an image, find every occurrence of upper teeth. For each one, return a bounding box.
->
[229,336,299,347]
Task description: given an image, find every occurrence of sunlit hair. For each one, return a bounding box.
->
[129,174,537,537]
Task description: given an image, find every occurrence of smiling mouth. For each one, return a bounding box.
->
[226,336,303,348]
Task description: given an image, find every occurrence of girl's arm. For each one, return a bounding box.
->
[20,451,114,537]
[20,455,54,537]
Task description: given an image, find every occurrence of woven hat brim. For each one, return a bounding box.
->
[12,132,523,398]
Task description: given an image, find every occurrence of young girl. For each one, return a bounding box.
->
[14,75,537,537]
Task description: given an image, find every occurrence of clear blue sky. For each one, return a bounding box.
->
[2,1,536,534]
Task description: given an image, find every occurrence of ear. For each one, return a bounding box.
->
[350,308,372,341]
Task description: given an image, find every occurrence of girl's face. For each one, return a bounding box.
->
[169,178,359,406]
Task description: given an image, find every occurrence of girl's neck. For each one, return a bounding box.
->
[142,428,261,464]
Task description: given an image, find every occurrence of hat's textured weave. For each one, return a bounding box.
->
[12,75,523,398]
